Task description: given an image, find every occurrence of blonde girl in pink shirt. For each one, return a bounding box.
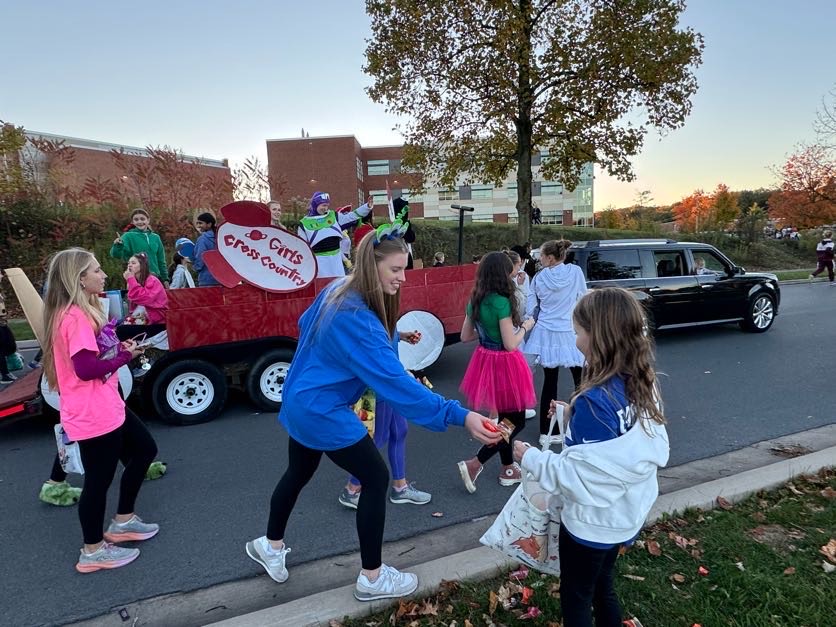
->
[42,248,160,573]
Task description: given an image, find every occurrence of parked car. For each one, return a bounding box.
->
[564,239,780,333]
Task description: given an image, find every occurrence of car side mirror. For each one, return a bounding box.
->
[727,265,743,276]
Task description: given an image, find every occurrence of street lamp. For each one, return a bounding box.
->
[450,204,475,265]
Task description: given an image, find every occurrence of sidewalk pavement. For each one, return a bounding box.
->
[207,444,836,627]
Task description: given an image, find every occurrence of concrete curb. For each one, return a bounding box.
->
[208,447,836,627]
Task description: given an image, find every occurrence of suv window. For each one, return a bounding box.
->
[693,250,728,275]
[587,249,642,281]
[652,250,687,277]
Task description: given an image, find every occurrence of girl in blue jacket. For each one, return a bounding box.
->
[192,212,220,287]
[514,287,669,627]
[245,222,501,602]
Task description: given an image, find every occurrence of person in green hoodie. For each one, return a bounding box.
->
[110,209,169,286]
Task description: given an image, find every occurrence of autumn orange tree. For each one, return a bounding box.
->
[364,0,704,242]
[769,144,836,228]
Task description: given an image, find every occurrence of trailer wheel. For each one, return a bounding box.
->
[151,360,227,425]
[246,348,294,412]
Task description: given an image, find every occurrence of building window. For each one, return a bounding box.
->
[471,186,493,200]
[438,188,459,201]
[367,160,390,176]
[358,189,364,207]
[370,189,389,207]
[356,157,364,181]
[541,182,563,196]
[507,184,518,199]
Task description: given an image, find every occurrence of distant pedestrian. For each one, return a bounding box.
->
[433,252,445,267]
[810,230,834,284]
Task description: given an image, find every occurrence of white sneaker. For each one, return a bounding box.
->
[245,536,290,583]
[524,409,536,420]
[354,564,418,601]
[539,434,564,449]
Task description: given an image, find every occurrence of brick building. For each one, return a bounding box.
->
[266,134,593,225]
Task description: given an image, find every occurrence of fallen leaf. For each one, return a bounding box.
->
[783,566,796,575]
[439,579,461,594]
[418,600,439,616]
[548,581,561,597]
[820,539,836,564]
[758,499,769,509]
[716,496,733,510]
[488,590,498,615]
[787,483,805,496]
[821,487,836,499]
[671,573,686,583]
[647,540,662,556]
[445,605,454,614]
[328,620,344,627]
[396,600,418,619]
[521,587,534,604]
[464,620,474,627]
[691,548,703,559]
[823,561,835,574]
[698,566,709,576]
[769,444,812,458]
[633,539,646,550]
[509,565,530,581]
[431,511,444,518]
[530,580,545,588]
[752,511,766,522]
[735,561,745,572]
[623,574,645,581]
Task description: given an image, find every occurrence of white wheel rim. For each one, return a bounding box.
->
[752,297,774,329]
[166,372,214,415]
[259,362,289,403]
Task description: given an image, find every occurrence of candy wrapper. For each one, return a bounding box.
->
[352,388,376,437]
[481,418,515,443]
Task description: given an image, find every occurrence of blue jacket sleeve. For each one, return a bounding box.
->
[331,306,468,430]
[192,235,208,272]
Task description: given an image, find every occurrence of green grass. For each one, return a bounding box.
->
[342,470,836,627]
[7,319,35,341]
[773,270,813,281]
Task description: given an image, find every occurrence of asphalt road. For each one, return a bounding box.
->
[1,283,833,626]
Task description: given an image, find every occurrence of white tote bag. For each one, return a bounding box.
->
[54,424,85,475]
[479,406,564,576]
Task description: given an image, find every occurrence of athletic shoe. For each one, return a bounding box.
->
[499,463,523,486]
[76,542,139,573]
[28,361,41,369]
[389,483,431,505]
[809,274,815,281]
[457,458,482,494]
[0,373,16,384]
[245,536,290,583]
[39,480,82,506]
[338,487,360,510]
[103,515,159,543]
[539,434,564,449]
[354,564,418,601]
[524,409,536,420]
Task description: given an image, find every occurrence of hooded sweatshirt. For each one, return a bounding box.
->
[110,228,169,282]
[126,274,168,324]
[521,377,669,545]
[192,230,220,287]
[816,238,834,262]
[525,263,587,331]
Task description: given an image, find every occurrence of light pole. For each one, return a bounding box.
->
[450,204,475,265]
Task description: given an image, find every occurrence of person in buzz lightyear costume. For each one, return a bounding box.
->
[298,191,373,278]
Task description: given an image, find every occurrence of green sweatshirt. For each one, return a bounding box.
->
[109,227,169,282]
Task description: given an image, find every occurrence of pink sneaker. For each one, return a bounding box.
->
[499,463,522,486]
[457,458,482,493]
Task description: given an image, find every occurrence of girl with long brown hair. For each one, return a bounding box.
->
[246,226,500,602]
[42,248,159,573]
[514,287,669,626]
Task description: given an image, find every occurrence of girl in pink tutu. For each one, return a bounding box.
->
[457,252,537,492]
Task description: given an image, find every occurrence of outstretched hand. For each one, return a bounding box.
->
[464,412,503,446]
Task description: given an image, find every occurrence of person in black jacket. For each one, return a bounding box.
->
[0,289,19,383]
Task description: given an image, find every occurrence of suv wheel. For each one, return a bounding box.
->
[741,292,775,333]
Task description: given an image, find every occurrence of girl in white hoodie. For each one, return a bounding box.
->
[514,287,669,627]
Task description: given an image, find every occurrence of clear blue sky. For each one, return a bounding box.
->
[1,1,834,209]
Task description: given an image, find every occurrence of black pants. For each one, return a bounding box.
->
[476,410,526,466]
[77,409,157,545]
[812,260,834,281]
[558,525,622,627]
[540,366,582,435]
[49,453,67,483]
[267,435,389,570]
[0,355,9,376]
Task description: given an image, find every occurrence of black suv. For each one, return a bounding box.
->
[566,239,780,333]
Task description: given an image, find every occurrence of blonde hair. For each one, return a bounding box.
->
[322,233,407,338]
[42,248,107,391]
[571,287,665,426]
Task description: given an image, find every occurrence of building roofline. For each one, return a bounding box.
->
[24,130,229,168]
[266,134,359,143]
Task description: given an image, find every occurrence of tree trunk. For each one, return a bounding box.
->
[515,0,533,244]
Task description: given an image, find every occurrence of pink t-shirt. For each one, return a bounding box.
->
[54,306,125,441]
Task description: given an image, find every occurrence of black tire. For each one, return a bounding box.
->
[245,348,294,412]
[151,359,228,425]
[741,292,776,333]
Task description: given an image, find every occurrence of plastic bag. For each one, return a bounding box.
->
[54,424,85,475]
[479,406,564,576]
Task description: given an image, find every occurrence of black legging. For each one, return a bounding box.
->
[267,435,389,570]
[476,410,526,466]
[49,453,67,483]
[77,409,157,545]
[540,366,582,435]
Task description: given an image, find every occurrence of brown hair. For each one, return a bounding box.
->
[571,287,665,427]
[505,250,522,264]
[130,208,149,220]
[540,239,572,262]
[322,233,407,338]
[469,251,521,327]
[130,253,151,286]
